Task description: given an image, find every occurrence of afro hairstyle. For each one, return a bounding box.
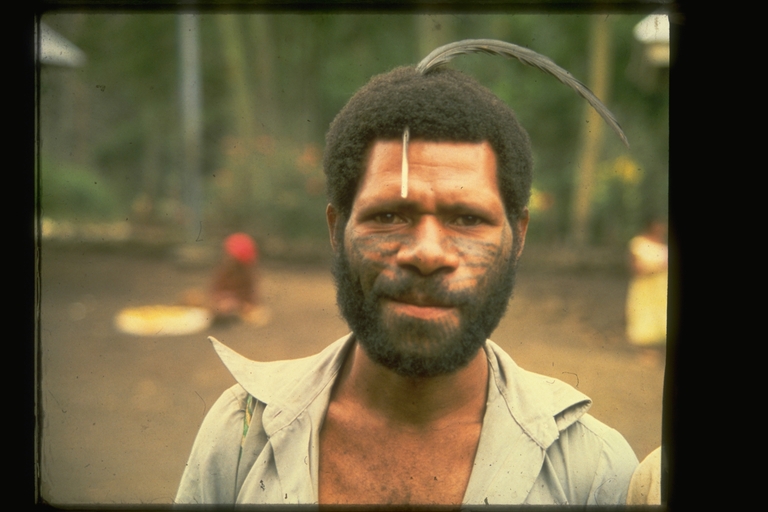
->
[323,66,533,223]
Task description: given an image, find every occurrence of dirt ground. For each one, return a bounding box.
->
[37,244,665,505]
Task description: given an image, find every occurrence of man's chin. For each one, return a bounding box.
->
[357,317,485,378]
[361,339,483,378]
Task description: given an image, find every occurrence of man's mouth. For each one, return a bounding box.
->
[389,289,455,306]
[383,294,457,320]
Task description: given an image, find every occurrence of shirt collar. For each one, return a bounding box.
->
[209,334,353,436]
[483,339,592,448]
[210,335,591,445]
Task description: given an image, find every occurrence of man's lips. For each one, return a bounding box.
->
[388,292,454,307]
[383,296,457,320]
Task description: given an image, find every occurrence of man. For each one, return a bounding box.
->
[176,66,638,506]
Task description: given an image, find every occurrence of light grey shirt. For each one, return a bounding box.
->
[176,334,638,505]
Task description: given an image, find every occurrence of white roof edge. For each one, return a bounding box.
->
[39,22,87,67]
[633,14,670,44]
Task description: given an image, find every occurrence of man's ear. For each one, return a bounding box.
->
[326,204,343,253]
[515,207,530,259]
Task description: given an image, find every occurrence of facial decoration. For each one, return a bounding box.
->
[333,222,522,378]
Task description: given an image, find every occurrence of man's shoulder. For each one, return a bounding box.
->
[478,342,638,505]
[555,413,639,504]
[175,382,252,504]
[567,412,639,467]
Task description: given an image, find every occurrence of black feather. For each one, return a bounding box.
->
[417,39,629,148]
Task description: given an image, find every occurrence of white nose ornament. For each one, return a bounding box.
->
[401,127,410,199]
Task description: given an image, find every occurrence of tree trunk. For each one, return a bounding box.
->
[249,14,279,136]
[216,14,271,225]
[570,16,612,246]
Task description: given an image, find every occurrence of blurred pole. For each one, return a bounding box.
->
[571,16,611,246]
[178,14,203,241]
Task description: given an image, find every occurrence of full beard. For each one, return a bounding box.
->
[332,239,519,378]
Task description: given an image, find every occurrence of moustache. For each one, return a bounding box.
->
[370,274,471,308]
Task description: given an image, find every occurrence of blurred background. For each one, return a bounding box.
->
[37,10,670,505]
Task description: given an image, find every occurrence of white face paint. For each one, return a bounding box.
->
[400,127,410,198]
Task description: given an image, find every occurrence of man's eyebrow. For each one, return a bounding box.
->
[437,202,503,220]
[358,198,498,217]
[356,198,420,214]
[439,202,495,213]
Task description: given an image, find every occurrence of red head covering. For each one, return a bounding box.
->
[224,233,258,265]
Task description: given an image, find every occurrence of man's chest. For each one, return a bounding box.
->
[317,414,482,505]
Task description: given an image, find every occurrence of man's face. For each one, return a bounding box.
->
[328,140,528,378]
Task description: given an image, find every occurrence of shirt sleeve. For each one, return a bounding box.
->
[175,385,248,505]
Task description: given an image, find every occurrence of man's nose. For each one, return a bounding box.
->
[396,216,459,276]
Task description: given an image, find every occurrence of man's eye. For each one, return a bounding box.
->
[453,215,483,227]
[374,213,405,224]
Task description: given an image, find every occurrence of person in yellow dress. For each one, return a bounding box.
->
[625,219,668,363]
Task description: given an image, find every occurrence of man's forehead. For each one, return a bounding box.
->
[353,139,501,207]
[366,136,494,152]
[366,138,495,161]
[363,137,498,168]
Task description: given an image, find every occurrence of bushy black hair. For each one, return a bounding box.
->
[323,66,533,222]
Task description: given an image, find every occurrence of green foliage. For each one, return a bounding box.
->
[205,137,328,241]
[590,155,645,244]
[40,12,668,248]
[39,157,127,221]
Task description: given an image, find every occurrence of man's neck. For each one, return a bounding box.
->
[331,340,489,428]
[318,339,489,505]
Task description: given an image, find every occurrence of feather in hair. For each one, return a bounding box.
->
[416,38,629,147]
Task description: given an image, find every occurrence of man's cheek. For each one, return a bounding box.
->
[346,233,401,282]
[449,236,506,289]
